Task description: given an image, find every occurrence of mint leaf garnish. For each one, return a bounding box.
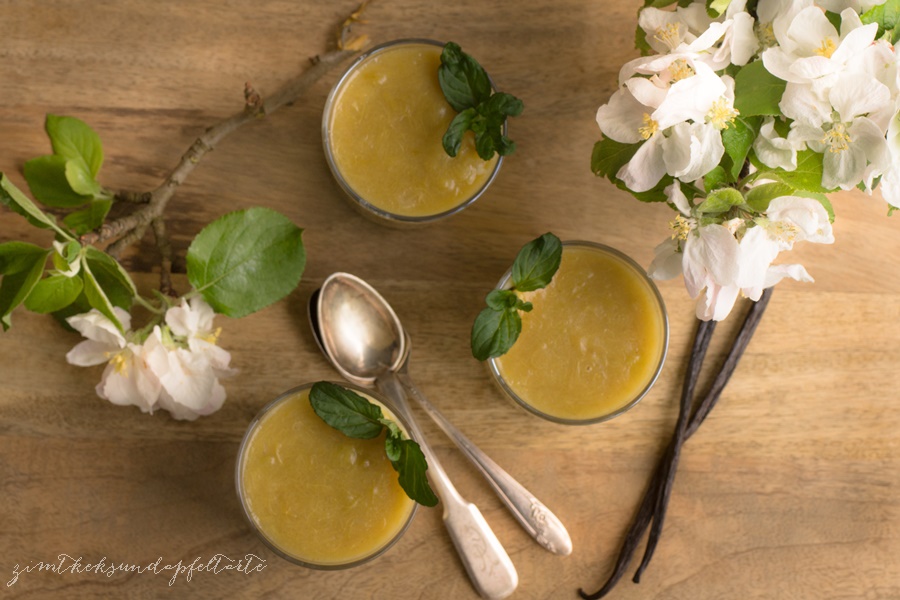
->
[309,382,439,507]
[471,232,562,360]
[438,42,523,161]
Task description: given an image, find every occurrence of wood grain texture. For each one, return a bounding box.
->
[1,1,899,598]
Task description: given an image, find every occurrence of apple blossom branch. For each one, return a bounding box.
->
[81,1,373,287]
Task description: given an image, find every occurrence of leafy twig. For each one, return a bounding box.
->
[79,3,371,255]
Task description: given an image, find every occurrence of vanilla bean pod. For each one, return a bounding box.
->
[580,288,773,599]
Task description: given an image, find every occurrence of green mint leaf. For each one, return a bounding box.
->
[442,108,476,157]
[186,207,305,318]
[438,42,492,112]
[721,116,762,180]
[613,173,674,203]
[310,382,439,507]
[471,305,522,361]
[389,437,439,508]
[23,155,92,208]
[45,114,104,178]
[83,246,136,309]
[0,174,75,240]
[515,299,533,312]
[63,199,112,235]
[439,42,522,160]
[24,274,84,314]
[80,258,125,332]
[485,289,519,311]
[511,232,563,292]
[0,247,50,331]
[309,381,386,439]
[697,187,744,214]
[733,61,787,117]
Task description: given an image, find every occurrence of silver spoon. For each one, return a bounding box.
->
[310,272,572,552]
[310,272,517,600]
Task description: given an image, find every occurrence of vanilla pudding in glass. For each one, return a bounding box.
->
[488,241,668,425]
[322,39,501,224]
[236,382,416,568]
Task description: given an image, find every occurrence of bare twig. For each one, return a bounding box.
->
[80,2,370,254]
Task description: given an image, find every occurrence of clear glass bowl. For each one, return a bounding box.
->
[235,381,418,569]
[321,38,504,225]
[487,241,669,425]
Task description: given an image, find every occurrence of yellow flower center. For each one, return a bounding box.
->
[198,327,222,345]
[110,352,129,375]
[670,215,693,241]
[639,113,659,140]
[816,38,837,58]
[822,123,851,153]
[668,58,695,82]
[707,99,740,130]
[757,22,776,48]
[653,23,682,50]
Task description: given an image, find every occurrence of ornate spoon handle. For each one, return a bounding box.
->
[396,369,573,556]
[376,373,518,600]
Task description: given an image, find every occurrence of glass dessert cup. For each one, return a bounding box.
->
[487,241,669,425]
[235,381,418,569]
[321,38,503,225]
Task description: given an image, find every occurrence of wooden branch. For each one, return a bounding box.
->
[79,2,370,254]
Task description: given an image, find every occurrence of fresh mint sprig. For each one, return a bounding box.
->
[471,232,562,361]
[438,42,523,161]
[309,381,439,508]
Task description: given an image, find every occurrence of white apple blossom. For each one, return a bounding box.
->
[65,296,234,420]
[753,117,808,170]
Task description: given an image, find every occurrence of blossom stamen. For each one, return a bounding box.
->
[822,123,851,153]
[815,38,837,58]
[653,23,682,51]
[707,99,740,130]
[639,113,659,140]
[668,59,695,82]
[670,214,693,241]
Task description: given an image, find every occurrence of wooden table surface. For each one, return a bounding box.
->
[2,1,899,598]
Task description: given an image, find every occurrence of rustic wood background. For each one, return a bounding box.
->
[1,1,899,598]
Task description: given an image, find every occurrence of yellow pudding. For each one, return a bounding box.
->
[323,40,500,221]
[237,384,416,568]
[491,242,668,424]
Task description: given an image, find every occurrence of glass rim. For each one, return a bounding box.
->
[321,38,505,225]
[487,240,670,426]
[235,380,418,569]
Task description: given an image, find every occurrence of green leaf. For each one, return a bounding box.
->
[485,289,519,311]
[83,246,136,309]
[767,149,832,193]
[704,166,729,192]
[186,207,306,318]
[591,137,640,181]
[64,156,102,197]
[0,248,50,331]
[309,381,386,439]
[309,381,439,507]
[80,258,124,332]
[721,116,762,180]
[0,242,49,275]
[485,92,524,118]
[511,232,563,292]
[614,174,674,203]
[733,61,787,117]
[635,23,653,55]
[23,155,92,208]
[438,42,492,112]
[24,274,83,314]
[471,306,522,361]
[389,437,439,508]
[697,187,744,214]
[707,0,732,16]
[0,174,75,240]
[45,114,104,177]
[442,108,476,157]
[745,182,795,213]
[63,198,112,235]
